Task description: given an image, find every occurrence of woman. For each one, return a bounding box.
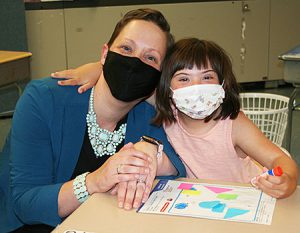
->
[0,9,185,232]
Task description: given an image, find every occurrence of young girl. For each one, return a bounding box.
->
[52,38,298,199]
[153,38,298,198]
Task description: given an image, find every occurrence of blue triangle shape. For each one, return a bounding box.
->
[199,201,220,209]
[224,208,250,219]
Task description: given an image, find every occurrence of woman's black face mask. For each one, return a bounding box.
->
[103,51,161,102]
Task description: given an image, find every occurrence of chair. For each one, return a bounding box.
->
[240,92,289,147]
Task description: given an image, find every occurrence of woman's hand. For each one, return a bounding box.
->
[51,62,102,94]
[111,141,158,210]
[86,143,151,195]
[58,143,150,217]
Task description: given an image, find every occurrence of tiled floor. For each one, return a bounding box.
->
[1,82,300,183]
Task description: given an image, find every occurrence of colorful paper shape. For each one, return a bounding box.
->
[204,186,233,194]
[175,203,188,209]
[199,201,220,209]
[178,183,194,190]
[182,190,201,195]
[224,208,250,219]
[212,203,226,213]
[217,193,238,200]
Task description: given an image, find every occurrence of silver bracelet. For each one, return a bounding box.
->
[73,172,90,203]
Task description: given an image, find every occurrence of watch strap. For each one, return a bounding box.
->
[140,135,163,159]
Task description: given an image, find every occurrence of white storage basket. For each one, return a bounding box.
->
[240,93,289,147]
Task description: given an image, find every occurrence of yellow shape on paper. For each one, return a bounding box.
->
[217,193,238,200]
[182,190,201,195]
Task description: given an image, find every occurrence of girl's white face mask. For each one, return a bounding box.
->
[171,84,225,120]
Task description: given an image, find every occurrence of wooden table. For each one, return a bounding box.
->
[53,180,300,233]
[0,50,32,117]
[0,50,32,87]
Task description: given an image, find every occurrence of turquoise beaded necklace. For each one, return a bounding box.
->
[86,87,127,158]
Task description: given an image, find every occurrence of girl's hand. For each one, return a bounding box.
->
[51,62,102,94]
[233,112,298,198]
[252,167,297,198]
[86,144,151,194]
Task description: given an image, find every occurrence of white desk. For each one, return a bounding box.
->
[53,179,300,233]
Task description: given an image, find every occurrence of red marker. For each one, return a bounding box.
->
[265,166,283,176]
[251,166,283,187]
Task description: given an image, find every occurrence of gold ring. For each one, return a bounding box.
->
[117,164,122,174]
[137,176,146,183]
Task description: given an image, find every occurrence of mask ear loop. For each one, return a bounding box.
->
[169,88,179,119]
[220,80,225,87]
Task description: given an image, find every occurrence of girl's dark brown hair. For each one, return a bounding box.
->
[153,38,240,126]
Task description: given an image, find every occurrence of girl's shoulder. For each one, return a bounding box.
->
[220,111,249,129]
[232,111,251,125]
[231,111,258,141]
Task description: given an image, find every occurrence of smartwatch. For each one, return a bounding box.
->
[140,135,163,159]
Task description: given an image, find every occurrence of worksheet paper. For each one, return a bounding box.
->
[138,180,276,225]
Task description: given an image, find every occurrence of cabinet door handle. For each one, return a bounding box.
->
[242,3,251,13]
